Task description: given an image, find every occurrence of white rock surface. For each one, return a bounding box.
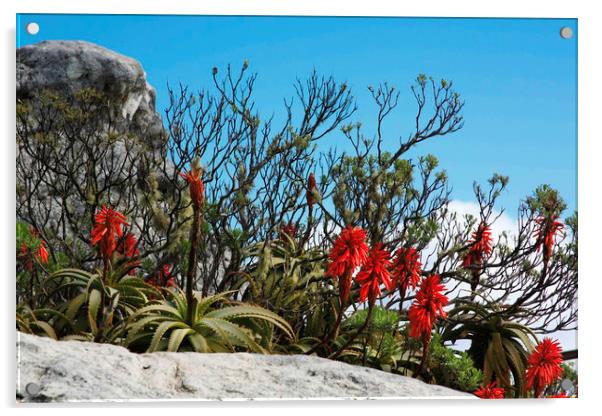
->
[16,332,473,402]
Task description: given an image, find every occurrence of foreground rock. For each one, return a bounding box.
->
[16,333,472,401]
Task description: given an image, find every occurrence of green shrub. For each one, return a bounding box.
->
[428,334,483,392]
[339,306,402,371]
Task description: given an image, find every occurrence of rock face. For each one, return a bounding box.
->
[17,40,164,145]
[16,333,472,402]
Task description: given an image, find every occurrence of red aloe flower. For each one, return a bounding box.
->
[26,227,49,264]
[165,276,177,288]
[326,226,370,304]
[180,164,205,210]
[462,223,493,268]
[90,206,129,261]
[547,392,569,398]
[19,243,34,272]
[160,264,178,287]
[526,337,564,397]
[160,264,176,288]
[534,216,564,263]
[307,173,317,208]
[37,241,49,264]
[149,264,177,288]
[474,382,506,399]
[280,222,298,240]
[19,239,49,270]
[117,233,138,257]
[117,233,140,275]
[390,247,422,293]
[356,243,393,304]
[408,274,448,341]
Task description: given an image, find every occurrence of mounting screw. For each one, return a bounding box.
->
[26,22,40,35]
[25,382,41,396]
[560,27,573,39]
[561,378,574,393]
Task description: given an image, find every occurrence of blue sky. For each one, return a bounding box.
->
[17,14,577,219]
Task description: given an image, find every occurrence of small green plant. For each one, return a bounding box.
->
[16,208,161,343]
[125,290,295,353]
[338,306,402,371]
[546,362,577,397]
[427,334,483,392]
[16,222,50,308]
[32,267,160,342]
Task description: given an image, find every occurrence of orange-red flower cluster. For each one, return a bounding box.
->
[390,247,422,293]
[37,242,49,264]
[326,226,370,303]
[18,240,48,271]
[462,223,493,268]
[180,164,205,210]
[117,232,139,257]
[280,222,298,240]
[90,206,129,261]
[356,243,393,304]
[408,274,448,341]
[148,264,177,289]
[474,381,506,399]
[534,216,564,263]
[117,232,140,275]
[526,337,564,397]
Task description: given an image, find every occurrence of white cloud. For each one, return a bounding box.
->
[447,200,517,238]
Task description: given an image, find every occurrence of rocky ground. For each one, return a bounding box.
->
[16,333,473,402]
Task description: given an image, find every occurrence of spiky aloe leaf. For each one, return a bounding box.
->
[503,338,528,396]
[29,320,58,339]
[61,334,93,341]
[125,315,168,343]
[167,328,195,352]
[47,268,95,283]
[148,320,189,352]
[206,305,294,340]
[194,291,233,316]
[130,303,181,319]
[64,293,87,321]
[485,332,511,388]
[187,332,210,352]
[87,289,102,335]
[505,324,537,351]
[200,317,265,353]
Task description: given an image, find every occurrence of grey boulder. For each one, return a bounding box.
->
[17,40,164,146]
[16,332,473,402]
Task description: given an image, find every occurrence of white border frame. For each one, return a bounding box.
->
[2,1,601,414]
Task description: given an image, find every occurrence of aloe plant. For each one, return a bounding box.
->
[442,303,537,397]
[238,234,335,343]
[17,304,68,340]
[30,267,160,342]
[125,290,295,353]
